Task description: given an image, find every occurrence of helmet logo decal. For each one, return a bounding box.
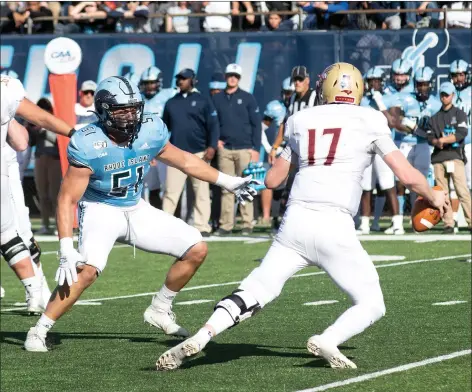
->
[339,74,352,95]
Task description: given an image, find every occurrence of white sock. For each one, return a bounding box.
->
[320,303,384,347]
[206,308,235,336]
[192,327,213,349]
[21,276,41,298]
[152,285,178,311]
[35,314,55,336]
[360,216,370,228]
[392,215,403,229]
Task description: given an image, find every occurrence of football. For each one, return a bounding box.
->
[411,185,443,232]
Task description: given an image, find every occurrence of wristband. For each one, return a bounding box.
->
[68,128,76,138]
[60,237,74,253]
[215,171,234,189]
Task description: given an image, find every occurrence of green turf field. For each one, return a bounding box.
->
[1,237,471,392]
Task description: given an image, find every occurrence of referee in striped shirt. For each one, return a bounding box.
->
[269,65,317,163]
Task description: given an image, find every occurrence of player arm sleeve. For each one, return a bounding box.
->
[67,137,94,172]
[371,136,398,158]
[280,144,298,166]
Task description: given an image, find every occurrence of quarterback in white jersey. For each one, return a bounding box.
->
[1,74,75,314]
[156,63,449,371]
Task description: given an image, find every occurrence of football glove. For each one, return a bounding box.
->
[216,173,262,205]
[401,117,418,132]
[55,238,83,286]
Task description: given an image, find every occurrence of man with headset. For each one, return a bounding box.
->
[162,68,219,236]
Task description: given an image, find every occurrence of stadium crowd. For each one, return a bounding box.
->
[0,1,471,34]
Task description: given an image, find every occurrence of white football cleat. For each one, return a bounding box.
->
[156,338,202,371]
[24,327,48,352]
[356,226,370,235]
[307,335,357,369]
[144,305,189,337]
[384,225,405,235]
[0,285,5,299]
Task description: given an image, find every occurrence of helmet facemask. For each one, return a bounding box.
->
[415,81,431,102]
[100,101,144,145]
[140,79,161,99]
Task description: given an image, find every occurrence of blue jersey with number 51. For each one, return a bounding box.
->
[68,113,169,207]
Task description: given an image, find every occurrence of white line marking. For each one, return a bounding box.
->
[75,254,470,304]
[433,300,467,306]
[1,301,102,312]
[1,307,27,312]
[175,299,213,305]
[370,255,405,262]
[303,300,338,306]
[296,349,472,392]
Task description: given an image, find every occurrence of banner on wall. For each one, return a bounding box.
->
[3,30,470,109]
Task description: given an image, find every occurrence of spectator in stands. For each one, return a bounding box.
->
[147,1,172,32]
[109,1,151,33]
[75,80,98,130]
[260,12,294,31]
[299,1,348,30]
[212,64,261,235]
[27,98,62,235]
[438,1,471,28]
[426,82,471,233]
[405,1,440,28]
[231,1,260,31]
[350,2,389,29]
[67,1,108,34]
[166,1,191,33]
[5,1,54,34]
[162,69,219,236]
[203,1,231,32]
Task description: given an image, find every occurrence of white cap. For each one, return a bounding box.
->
[80,80,97,92]
[225,63,242,76]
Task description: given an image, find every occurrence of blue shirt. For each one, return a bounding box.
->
[163,90,219,153]
[394,93,441,144]
[454,85,471,144]
[143,88,177,118]
[68,113,169,207]
[212,88,261,150]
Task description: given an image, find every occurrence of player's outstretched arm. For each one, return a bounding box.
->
[57,165,91,240]
[7,119,29,151]
[265,145,297,189]
[382,149,449,216]
[55,165,90,286]
[16,98,75,138]
[157,142,258,204]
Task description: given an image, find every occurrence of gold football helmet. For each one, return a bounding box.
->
[316,62,364,106]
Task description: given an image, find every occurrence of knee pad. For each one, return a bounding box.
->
[215,289,261,328]
[0,234,30,266]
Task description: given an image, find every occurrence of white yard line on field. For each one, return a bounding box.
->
[74,253,470,304]
[433,300,468,306]
[295,349,471,392]
[303,300,338,306]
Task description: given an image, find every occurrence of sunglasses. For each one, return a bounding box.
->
[292,77,306,83]
[225,73,241,79]
[82,90,95,96]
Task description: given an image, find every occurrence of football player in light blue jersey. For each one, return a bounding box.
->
[383,59,414,96]
[24,76,259,353]
[357,67,401,235]
[391,66,442,222]
[450,59,471,189]
[281,77,295,107]
[139,66,177,118]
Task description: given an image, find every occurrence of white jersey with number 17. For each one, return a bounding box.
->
[282,104,394,216]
